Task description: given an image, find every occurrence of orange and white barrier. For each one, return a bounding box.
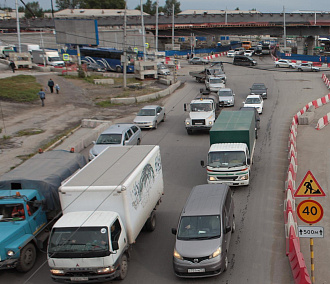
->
[203,52,227,60]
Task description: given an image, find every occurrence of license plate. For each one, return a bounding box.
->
[188,268,205,273]
[70,277,88,281]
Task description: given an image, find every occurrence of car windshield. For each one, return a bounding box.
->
[252,84,265,90]
[48,227,109,257]
[190,103,212,112]
[137,109,156,116]
[158,65,166,69]
[208,151,246,167]
[245,98,261,104]
[96,134,122,144]
[219,90,232,97]
[210,78,223,84]
[177,215,221,240]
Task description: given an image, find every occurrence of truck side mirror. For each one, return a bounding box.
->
[225,226,231,234]
[112,241,119,251]
[184,104,187,111]
[247,157,251,165]
[92,141,96,145]
[171,228,177,235]
[200,160,205,167]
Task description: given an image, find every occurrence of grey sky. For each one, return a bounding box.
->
[1,0,328,13]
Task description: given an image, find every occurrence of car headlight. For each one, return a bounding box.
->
[209,176,217,181]
[50,269,65,275]
[185,121,191,126]
[7,250,15,256]
[97,266,116,274]
[237,174,249,180]
[209,247,221,259]
[173,249,183,260]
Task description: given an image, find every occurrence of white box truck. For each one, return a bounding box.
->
[31,49,64,66]
[47,145,164,282]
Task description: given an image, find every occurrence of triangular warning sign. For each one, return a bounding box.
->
[294,170,326,197]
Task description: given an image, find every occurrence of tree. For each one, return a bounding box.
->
[80,0,126,9]
[55,0,81,10]
[163,0,181,16]
[24,2,43,18]
[135,0,157,15]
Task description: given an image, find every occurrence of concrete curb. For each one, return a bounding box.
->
[111,80,183,105]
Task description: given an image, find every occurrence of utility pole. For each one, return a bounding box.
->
[172,4,175,50]
[140,0,146,61]
[123,6,127,89]
[283,6,287,49]
[15,0,21,53]
[156,0,159,52]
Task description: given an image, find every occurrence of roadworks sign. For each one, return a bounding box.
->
[294,170,326,197]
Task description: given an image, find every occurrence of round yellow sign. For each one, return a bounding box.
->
[297,200,324,224]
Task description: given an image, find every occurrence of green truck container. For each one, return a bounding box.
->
[210,110,256,153]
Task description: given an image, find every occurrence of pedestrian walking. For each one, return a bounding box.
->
[9,61,16,73]
[55,84,60,94]
[48,79,55,93]
[38,88,46,107]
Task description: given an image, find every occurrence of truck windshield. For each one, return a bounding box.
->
[190,103,212,112]
[177,215,221,240]
[0,203,26,221]
[96,134,122,144]
[48,227,109,258]
[208,151,246,167]
[209,78,223,84]
[48,56,61,62]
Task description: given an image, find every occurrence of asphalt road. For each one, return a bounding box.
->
[1,56,329,283]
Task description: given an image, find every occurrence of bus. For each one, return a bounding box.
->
[241,41,252,50]
[80,47,136,73]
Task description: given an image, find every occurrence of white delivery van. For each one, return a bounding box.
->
[47,145,164,282]
[31,49,65,66]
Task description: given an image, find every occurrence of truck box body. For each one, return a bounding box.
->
[210,110,255,153]
[58,145,163,244]
[48,145,164,282]
[204,111,256,186]
[0,150,86,272]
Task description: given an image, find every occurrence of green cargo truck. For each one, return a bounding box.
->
[201,111,256,186]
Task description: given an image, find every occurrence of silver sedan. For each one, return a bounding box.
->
[188,57,210,65]
[133,105,166,129]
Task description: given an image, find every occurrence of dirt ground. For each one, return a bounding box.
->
[0,71,171,175]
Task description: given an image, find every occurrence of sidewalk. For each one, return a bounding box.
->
[294,95,330,283]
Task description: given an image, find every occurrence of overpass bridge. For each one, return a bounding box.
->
[0,12,329,37]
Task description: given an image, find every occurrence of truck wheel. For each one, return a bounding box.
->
[145,211,156,231]
[16,243,36,272]
[117,254,128,280]
[187,129,193,135]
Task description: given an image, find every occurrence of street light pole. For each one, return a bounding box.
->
[15,0,21,53]
[156,0,159,52]
[140,0,146,61]
[123,6,127,89]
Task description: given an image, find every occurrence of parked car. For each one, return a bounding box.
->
[244,49,254,57]
[81,60,106,72]
[227,50,235,57]
[172,184,235,278]
[233,55,257,66]
[243,94,264,114]
[250,83,268,99]
[218,88,235,107]
[296,62,320,72]
[157,63,171,75]
[188,57,210,65]
[274,59,296,68]
[89,123,141,160]
[133,105,166,129]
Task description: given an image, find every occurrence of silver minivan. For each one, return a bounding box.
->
[89,123,141,160]
[172,184,235,278]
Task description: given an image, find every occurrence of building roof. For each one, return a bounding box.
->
[54,9,148,18]
[178,9,260,15]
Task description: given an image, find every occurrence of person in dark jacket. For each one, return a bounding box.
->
[9,61,16,73]
[48,79,55,93]
[38,88,46,106]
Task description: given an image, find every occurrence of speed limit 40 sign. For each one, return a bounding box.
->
[297,200,324,224]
